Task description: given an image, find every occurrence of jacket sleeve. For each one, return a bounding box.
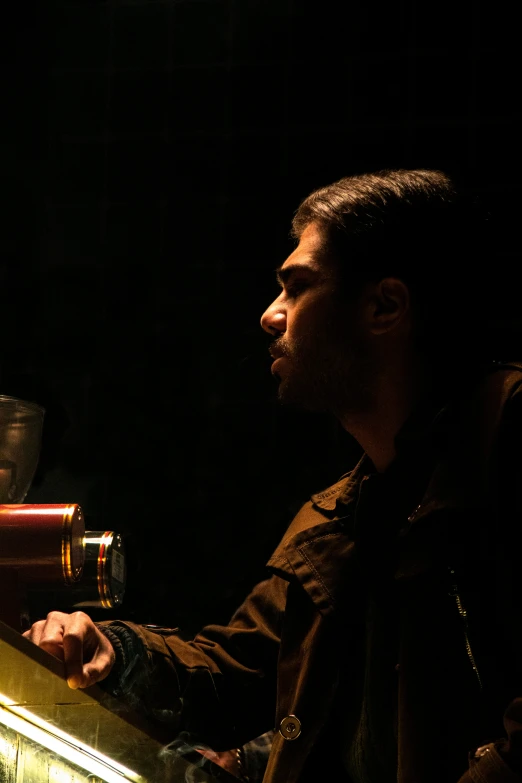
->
[457,704,522,783]
[97,575,287,750]
[458,378,522,781]
[458,741,521,783]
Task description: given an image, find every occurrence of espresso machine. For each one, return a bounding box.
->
[0,395,242,783]
[0,394,126,632]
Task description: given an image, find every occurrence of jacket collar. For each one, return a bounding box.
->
[310,455,371,512]
[266,371,506,609]
[266,401,447,584]
[309,373,502,525]
[266,361,522,620]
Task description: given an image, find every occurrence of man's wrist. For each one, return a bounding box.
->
[95,623,135,695]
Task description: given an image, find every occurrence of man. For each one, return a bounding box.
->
[25,169,522,782]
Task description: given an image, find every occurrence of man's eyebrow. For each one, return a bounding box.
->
[275,262,319,286]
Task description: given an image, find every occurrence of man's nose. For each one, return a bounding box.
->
[260,299,286,335]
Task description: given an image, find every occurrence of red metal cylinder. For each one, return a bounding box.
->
[0,504,85,584]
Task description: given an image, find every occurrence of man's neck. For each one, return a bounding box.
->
[339,369,427,473]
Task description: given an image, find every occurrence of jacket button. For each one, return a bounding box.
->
[279,715,302,740]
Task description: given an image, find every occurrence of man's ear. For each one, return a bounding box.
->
[366,277,411,335]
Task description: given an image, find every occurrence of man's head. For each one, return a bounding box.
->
[261,169,492,416]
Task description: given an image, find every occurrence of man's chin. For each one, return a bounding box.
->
[276,378,300,406]
[276,379,325,412]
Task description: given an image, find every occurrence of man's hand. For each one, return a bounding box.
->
[23,611,116,689]
[196,748,240,777]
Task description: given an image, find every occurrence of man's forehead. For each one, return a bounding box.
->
[277,222,332,276]
[294,221,325,253]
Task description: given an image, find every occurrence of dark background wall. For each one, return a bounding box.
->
[1,0,520,634]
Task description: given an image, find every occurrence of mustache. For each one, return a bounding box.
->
[269,337,292,360]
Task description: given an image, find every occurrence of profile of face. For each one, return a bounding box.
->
[260,222,377,418]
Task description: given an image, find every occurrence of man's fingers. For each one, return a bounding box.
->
[63,629,84,688]
[81,627,117,686]
[63,613,116,688]
[82,655,113,688]
[22,611,116,690]
[22,619,44,645]
[24,614,68,661]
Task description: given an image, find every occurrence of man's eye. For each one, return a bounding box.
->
[286,280,308,298]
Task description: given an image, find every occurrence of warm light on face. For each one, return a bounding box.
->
[0,693,144,783]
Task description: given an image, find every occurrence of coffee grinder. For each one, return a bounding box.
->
[0,395,126,632]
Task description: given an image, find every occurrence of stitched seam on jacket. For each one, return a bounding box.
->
[296,534,339,605]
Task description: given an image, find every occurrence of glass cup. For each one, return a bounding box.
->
[0,396,45,503]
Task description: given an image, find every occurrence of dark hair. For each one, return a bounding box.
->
[292,169,512,366]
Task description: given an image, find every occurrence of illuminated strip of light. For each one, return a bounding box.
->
[0,732,17,762]
[0,696,145,783]
[1,691,141,778]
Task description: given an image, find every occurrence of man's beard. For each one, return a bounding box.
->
[271,324,376,418]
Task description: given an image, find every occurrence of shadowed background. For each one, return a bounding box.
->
[1,0,520,633]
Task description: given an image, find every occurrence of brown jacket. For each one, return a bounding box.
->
[104,363,522,782]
